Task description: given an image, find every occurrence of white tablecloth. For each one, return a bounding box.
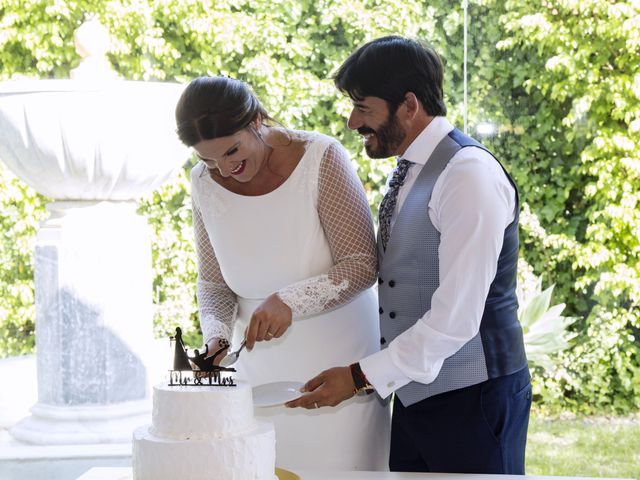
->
[76,467,631,480]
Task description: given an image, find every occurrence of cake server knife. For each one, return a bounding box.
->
[219,339,247,367]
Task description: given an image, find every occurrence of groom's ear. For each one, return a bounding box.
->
[402,92,421,119]
[399,92,430,129]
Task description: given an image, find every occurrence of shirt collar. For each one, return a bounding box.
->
[401,116,454,166]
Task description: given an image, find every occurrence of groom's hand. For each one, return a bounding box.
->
[285,366,354,409]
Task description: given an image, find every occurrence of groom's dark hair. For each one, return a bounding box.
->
[333,35,447,117]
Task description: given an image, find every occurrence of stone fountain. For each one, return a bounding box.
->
[0,20,190,480]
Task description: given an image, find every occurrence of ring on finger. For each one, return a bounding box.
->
[314,402,319,409]
[265,331,274,338]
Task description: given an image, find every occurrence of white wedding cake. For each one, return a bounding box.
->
[133,381,276,480]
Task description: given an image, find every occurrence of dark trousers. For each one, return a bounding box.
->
[389,367,532,474]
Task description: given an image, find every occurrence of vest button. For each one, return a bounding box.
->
[378,277,383,284]
[388,280,395,287]
[380,337,386,345]
[378,307,384,314]
[389,312,396,319]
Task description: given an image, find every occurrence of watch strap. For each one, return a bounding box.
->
[349,362,374,395]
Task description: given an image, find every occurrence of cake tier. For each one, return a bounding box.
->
[132,420,277,480]
[151,381,254,440]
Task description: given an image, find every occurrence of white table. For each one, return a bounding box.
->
[76,467,631,480]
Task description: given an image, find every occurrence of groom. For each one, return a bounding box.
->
[286,36,532,474]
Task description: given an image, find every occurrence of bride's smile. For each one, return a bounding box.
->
[230,159,246,175]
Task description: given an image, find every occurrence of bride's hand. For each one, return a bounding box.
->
[246,293,292,350]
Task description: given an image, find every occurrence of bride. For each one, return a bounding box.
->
[175,75,389,471]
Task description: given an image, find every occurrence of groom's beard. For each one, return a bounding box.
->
[359,113,406,159]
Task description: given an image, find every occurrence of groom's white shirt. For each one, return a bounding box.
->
[360,116,517,399]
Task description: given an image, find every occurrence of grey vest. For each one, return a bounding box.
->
[378,129,526,407]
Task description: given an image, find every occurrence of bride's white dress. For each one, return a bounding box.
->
[190,131,390,471]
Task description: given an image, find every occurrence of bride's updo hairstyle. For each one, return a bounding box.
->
[175,76,272,146]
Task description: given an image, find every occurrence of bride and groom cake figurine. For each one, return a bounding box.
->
[168,327,236,387]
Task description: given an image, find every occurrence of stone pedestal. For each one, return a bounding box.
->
[9,201,154,445]
[0,24,190,469]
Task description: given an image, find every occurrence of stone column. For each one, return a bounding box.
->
[9,201,154,444]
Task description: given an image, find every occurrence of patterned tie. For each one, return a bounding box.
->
[378,158,412,250]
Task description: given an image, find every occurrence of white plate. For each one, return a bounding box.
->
[252,381,305,407]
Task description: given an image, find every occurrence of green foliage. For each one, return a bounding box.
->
[137,165,201,345]
[0,164,47,356]
[485,0,640,413]
[0,0,639,413]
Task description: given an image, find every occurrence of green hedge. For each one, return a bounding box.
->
[0,0,638,413]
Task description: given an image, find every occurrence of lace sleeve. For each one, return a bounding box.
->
[277,140,377,317]
[192,194,238,343]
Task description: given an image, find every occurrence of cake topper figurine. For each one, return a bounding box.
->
[168,327,236,387]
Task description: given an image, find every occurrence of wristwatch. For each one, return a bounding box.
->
[349,362,374,395]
